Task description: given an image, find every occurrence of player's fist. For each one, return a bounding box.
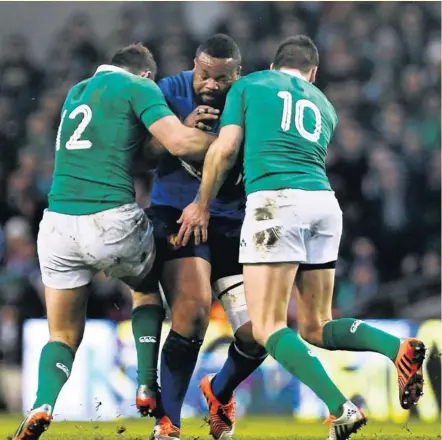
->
[184,105,219,132]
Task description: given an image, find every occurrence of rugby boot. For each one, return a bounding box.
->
[13,404,52,440]
[394,337,426,409]
[324,401,367,440]
[200,374,235,439]
[149,416,181,440]
[136,384,160,417]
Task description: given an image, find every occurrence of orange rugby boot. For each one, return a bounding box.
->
[394,337,426,409]
[200,374,235,439]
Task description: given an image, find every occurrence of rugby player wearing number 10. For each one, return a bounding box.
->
[178,35,426,440]
[13,44,215,440]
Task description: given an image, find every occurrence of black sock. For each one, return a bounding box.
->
[159,330,202,427]
[211,341,267,404]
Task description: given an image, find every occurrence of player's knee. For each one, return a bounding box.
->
[171,297,211,339]
[298,320,329,347]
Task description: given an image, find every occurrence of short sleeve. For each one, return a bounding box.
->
[220,81,245,129]
[129,78,174,129]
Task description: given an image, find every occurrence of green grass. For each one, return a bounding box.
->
[0,415,440,440]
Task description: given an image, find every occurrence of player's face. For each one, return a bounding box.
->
[193,52,240,107]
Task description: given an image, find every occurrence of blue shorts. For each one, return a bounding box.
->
[146,205,243,283]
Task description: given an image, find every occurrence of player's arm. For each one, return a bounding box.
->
[148,116,216,161]
[130,79,214,160]
[197,125,243,208]
[177,82,245,246]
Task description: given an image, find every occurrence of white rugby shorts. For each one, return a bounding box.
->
[37,203,155,289]
[239,189,342,265]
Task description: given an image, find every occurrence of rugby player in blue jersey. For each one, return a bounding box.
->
[134,34,267,440]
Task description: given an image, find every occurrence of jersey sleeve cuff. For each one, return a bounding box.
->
[141,105,174,129]
[220,120,243,129]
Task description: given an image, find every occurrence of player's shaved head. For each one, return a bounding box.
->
[193,34,241,108]
[196,34,241,65]
[111,43,158,78]
[273,35,319,73]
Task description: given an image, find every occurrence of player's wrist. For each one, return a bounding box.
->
[196,198,209,210]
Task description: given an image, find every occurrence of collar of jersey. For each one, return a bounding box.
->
[279,69,307,81]
[94,64,134,76]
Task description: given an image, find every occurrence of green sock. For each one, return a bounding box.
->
[132,304,165,389]
[322,318,401,362]
[266,328,346,417]
[33,341,74,411]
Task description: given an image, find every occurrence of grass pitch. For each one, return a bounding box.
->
[0,415,440,440]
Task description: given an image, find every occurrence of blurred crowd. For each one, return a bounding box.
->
[0,2,440,405]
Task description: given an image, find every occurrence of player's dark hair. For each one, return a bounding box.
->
[273,35,319,73]
[111,43,158,77]
[196,34,241,64]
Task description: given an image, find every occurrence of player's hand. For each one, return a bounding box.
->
[176,202,210,246]
[184,106,220,132]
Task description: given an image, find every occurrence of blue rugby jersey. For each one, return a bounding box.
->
[150,70,245,220]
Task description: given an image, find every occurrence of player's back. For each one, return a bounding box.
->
[231,70,338,195]
[49,67,150,215]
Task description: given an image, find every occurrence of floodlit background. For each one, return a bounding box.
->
[0,1,440,424]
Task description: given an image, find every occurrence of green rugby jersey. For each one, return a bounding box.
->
[49,65,173,215]
[220,70,338,195]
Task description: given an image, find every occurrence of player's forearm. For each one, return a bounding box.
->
[179,130,216,162]
[197,145,236,210]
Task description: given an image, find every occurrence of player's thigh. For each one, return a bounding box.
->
[85,203,156,288]
[243,263,298,346]
[44,285,89,351]
[37,210,95,290]
[162,257,212,337]
[148,205,213,336]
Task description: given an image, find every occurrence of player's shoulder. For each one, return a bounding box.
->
[121,75,164,102]
[233,70,292,93]
[236,71,270,87]
[158,70,193,98]
[309,83,337,119]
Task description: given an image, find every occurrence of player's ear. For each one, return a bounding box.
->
[270,63,275,71]
[310,67,318,84]
[141,70,152,79]
[193,57,198,69]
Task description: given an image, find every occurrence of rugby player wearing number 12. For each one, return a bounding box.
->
[178,35,426,440]
[13,44,215,440]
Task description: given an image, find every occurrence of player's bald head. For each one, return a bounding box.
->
[111,43,158,79]
[195,34,241,66]
[273,35,319,74]
[193,34,241,107]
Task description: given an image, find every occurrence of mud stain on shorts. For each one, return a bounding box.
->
[253,198,281,250]
[255,206,274,221]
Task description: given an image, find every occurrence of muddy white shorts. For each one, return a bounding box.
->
[37,203,155,290]
[239,189,342,265]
